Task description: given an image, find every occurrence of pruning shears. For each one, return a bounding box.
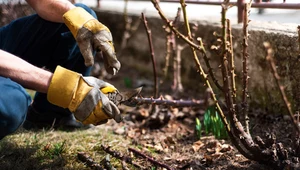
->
[107,87,143,107]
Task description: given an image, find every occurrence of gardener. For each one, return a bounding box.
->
[0,0,122,140]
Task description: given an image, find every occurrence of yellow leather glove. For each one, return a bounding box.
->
[63,7,121,75]
[47,66,122,125]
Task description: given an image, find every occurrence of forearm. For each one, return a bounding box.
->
[26,0,75,23]
[0,50,52,93]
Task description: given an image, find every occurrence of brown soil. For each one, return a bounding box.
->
[89,64,294,170]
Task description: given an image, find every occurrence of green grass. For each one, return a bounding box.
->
[0,125,132,170]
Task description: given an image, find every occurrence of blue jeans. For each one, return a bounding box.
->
[0,3,96,139]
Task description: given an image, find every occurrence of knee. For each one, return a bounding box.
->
[75,3,98,19]
[0,78,32,139]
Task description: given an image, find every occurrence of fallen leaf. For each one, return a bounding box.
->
[192,140,204,152]
[139,108,149,117]
[114,127,126,135]
[164,136,176,145]
[154,143,164,152]
[163,156,172,161]
[220,144,233,153]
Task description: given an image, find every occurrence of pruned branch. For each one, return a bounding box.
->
[130,96,207,108]
[128,147,173,170]
[77,152,103,170]
[101,145,145,169]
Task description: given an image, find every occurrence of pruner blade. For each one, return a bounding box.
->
[108,87,142,106]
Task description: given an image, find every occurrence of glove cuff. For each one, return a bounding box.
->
[63,7,95,37]
[47,66,81,108]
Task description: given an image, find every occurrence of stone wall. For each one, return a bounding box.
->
[94,9,300,113]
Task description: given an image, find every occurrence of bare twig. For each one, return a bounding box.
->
[172,44,187,92]
[163,7,185,93]
[164,29,172,77]
[263,42,300,134]
[128,147,174,170]
[77,152,103,170]
[119,0,141,55]
[120,0,130,50]
[163,7,181,77]
[141,12,158,98]
[172,8,184,93]
[151,0,223,90]
[298,25,300,55]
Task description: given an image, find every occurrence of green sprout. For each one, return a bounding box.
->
[195,117,202,139]
[203,105,228,139]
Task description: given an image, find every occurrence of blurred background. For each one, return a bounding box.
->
[1,0,300,27]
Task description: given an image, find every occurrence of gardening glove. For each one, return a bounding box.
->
[63,7,121,75]
[47,66,122,125]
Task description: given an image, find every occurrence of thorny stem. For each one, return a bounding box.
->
[151,0,222,90]
[179,0,236,145]
[220,2,257,159]
[223,2,266,161]
[264,42,300,134]
[242,3,251,135]
[180,0,192,39]
[220,3,232,114]
[226,19,236,104]
[131,96,207,108]
[159,1,255,155]
[141,13,158,98]
[151,0,259,161]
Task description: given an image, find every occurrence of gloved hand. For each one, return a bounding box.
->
[47,66,122,125]
[63,7,121,75]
